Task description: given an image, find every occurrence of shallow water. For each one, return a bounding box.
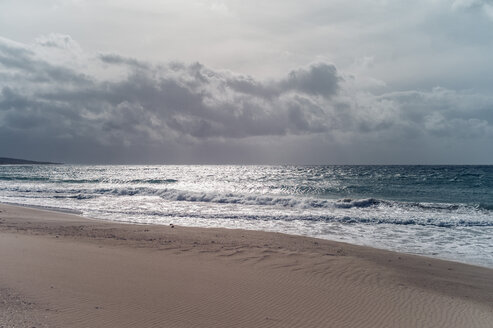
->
[1,165,492,267]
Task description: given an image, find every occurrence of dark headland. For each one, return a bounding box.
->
[0,157,60,165]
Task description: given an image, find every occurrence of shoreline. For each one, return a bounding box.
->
[0,201,85,215]
[1,203,492,327]
[4,200,491,269]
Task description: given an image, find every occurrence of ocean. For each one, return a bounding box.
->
[1,165,492,267]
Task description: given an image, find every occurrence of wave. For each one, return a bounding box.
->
[130,179,178,184]
[3,189,492,229]
[4,180,492,229]
[20,184,489,215]
[95,208,493,228]
[333,198,382,208]
[0,176,50,181]
[53,194,97,200]
[1,177,178,184]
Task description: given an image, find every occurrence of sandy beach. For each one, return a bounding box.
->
[0,203,492,327]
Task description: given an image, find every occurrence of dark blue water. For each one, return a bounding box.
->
[312,166,492,208]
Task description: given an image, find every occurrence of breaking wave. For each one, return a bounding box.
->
[6,184,491,227]
[96,207,493,228]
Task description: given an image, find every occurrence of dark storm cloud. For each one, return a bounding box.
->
[99,53,150,70]
[1,35,492,164]
[1,37,341,142]
[377,88,493,139]
[281,63,340,98]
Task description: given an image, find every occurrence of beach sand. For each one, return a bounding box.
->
[0,203,492,327]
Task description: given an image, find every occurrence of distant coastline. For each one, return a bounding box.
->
[0,157,61,165]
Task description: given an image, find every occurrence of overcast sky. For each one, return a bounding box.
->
[1,0,492,164]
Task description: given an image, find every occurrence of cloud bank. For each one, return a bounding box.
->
[1,35,492,164]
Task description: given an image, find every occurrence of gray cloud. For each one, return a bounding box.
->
[281,63,340,98]
[1,36,492,164]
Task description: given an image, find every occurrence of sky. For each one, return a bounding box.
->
[0,0,492,164]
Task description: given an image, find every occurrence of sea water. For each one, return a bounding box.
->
[1,165,492,267]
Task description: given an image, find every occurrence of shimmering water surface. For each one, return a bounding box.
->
[1,165,492,267]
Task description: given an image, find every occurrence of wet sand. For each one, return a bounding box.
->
[0,203,492,327]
